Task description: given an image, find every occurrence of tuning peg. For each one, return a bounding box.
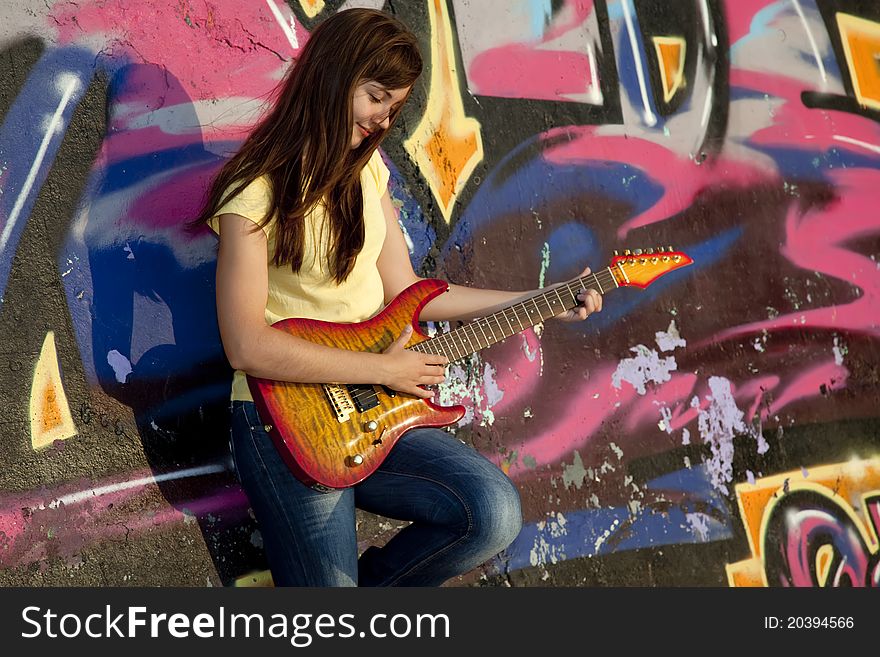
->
[633,248,643,255]
[668,245,674,252]
[646,247,654,254]
[624,249,632,256]
[613,249,620,256]
[657,246,666,252]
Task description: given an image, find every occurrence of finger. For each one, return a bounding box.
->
[412,385,435,399]
[421,366,447,380]
[387,324,414,352]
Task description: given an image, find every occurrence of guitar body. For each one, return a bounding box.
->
[247,278,466,490]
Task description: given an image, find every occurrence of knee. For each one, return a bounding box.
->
[469,476,522,553]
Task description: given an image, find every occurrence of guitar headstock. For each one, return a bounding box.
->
[609,246,693,288]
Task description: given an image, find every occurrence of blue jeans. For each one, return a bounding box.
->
[229,401,522,586]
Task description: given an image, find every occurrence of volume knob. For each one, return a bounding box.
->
[364,420,379,432]
[348,454,365,467]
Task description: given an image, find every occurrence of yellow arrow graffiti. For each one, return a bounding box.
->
[298,0,325,19]
[652,36,687,104]
[30,331,78,450]
[404,0,483,224]
[837,12,880,111]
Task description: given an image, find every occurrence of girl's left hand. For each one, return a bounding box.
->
[554,266,603,322]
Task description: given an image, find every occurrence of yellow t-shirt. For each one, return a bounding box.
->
[208,149,390,401]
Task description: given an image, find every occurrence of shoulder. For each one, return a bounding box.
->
[208,175,274,236]
[362,149,390,194]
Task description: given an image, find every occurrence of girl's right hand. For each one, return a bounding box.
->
[380,325,448,398]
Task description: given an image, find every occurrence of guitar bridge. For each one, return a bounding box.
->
[322,384,356,423]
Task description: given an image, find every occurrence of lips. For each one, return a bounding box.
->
[357,124,371,137]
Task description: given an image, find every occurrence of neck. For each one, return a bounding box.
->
[411,268,619,361]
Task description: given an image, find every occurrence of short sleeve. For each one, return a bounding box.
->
[206,176,273,237]
[365,149,390,196]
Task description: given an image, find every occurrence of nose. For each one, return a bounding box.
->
[375,112,391,130]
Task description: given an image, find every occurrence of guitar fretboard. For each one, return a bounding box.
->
[410,268,618,362]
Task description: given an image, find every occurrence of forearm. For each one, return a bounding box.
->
[418,282,532,322]
[229,324,384,384]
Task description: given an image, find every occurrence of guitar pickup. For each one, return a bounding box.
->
[346,384,381,413]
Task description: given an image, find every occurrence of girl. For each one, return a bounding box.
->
[193,8,602,586]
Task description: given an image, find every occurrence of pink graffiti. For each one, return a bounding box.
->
[541,126,772,239]
[731,70,880,154]
[622,372,698,432]
[499,363,628,474]
[467,0,598,102]
[766,491,879,587]
[487,330,546,411]
[760,359,848,418]
[470,46,596,102]
[784,511,870,586]
[50,0,303,100]
[709,169,880,343]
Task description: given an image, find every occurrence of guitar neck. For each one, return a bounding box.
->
[410,268,619,362]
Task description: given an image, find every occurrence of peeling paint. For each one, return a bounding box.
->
[107,349,132,384]
[686,512,711,542]
[832,335,847,365]
[538,241,551,288]
[593,518,620,553]
[694,376,762,495]
[561,450,588,489]
[655,319,686,352]
[529,511,568,567]
[612,344,677,394]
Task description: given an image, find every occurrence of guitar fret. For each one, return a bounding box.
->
[459,326,474,355]
[470,322,486,351]
[512,306,525,331]
[607,267,620,288]
[542,292,556,317]
[433,335,448,361]
[553,286,566,310]
[501,309,516,336]
[476,319,491,347]
[448,331,464,361]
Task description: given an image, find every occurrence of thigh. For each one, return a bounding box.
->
[355,428,521,531]
[230,401,359,586]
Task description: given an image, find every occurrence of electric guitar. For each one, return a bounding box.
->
[247,247,693,490]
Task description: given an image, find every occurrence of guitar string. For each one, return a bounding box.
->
[411,268,620,359]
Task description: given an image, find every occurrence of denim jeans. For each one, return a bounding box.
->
[229,400,522,586]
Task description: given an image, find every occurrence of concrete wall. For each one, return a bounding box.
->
[1,0,878,587]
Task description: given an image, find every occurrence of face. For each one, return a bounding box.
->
[350,80,411,148]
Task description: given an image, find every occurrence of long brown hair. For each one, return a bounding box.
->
[192,8,422,283]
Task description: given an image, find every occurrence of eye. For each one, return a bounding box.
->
[369,95,381,104]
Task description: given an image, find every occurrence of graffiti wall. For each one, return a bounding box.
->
[0,0,878,587]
